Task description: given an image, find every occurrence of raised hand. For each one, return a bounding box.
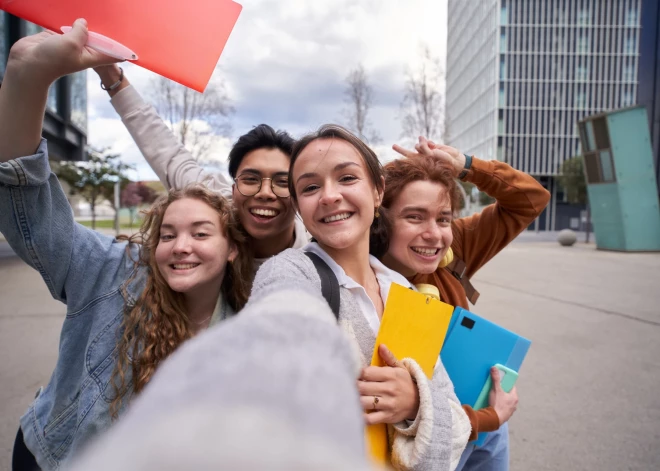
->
[393,136,466,178]
[7,18,120,87]
[0,19,120,161]
[357,344,420,425]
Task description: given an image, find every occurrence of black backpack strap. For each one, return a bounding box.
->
[304,252,340,321]
[445,257,480,305]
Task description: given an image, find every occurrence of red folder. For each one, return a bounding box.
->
[0,0,242,92]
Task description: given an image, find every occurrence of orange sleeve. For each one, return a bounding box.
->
[462,405,501,441]
[451,157,551,278]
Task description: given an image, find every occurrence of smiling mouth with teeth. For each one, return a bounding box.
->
[250,208,279,218]
[171,263,200,270]
[323,212,353,223]
[411,247,440,256]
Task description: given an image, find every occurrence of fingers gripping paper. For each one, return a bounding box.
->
[366,283,454,464]
[0,0,242,92]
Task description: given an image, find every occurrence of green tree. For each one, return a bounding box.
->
[54,148,132,229]
[557,156,588,204]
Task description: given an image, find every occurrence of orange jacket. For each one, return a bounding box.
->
[410,156,551,440]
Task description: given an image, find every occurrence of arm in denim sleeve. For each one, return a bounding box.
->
[0,139,137,311]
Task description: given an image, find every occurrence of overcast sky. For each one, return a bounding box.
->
[87,0,447,181]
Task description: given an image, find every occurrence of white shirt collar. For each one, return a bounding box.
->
[304,242,412,335]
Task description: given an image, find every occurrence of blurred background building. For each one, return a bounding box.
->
[0,12,87,161]
[446,0,658,231]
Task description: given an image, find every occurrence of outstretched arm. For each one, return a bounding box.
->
[94,65,233,198]
[0,20,118,162]
[0,21,137,310]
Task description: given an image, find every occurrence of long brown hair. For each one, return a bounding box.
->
[288,124,389,256]
[370,155,461,258]
[110,185,253,417]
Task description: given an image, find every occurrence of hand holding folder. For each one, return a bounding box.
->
[0,0,243,92]
[366,283,454,464]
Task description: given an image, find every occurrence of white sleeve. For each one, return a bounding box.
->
[388,358,471,470]
[110,85,233,199]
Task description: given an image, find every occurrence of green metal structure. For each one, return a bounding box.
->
[578,106,660,251]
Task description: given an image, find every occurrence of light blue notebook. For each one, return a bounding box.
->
[440,307,531,446]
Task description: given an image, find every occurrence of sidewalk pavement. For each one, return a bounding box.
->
[0,236,659,470]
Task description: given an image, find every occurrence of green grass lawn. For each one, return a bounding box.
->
[77,219,139,230]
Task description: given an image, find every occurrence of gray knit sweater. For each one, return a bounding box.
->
[250,249,471,471]
[68,288,372,470]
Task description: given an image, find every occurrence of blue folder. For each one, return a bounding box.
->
[440,307,531,446]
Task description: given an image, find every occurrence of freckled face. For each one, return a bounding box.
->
[292,138,382,251]
[382,180,453,277]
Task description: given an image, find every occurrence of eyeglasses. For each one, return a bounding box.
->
[235,174,290,198]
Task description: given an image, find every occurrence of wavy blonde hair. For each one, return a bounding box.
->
[110,185,253,418]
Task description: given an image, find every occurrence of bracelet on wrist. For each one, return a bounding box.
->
[100,67,124,92]
[458,154,472,179]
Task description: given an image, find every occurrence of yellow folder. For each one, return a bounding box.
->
[366,282,454,465]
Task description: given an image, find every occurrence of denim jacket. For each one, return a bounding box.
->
[2,141,153,469]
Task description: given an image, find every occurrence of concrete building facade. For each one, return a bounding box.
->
[446,0,643,230]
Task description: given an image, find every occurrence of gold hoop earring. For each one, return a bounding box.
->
[438,247,454,268]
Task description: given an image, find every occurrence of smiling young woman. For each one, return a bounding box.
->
[380,139,551,471]
[248,124,471,470]
[0,23,252,470]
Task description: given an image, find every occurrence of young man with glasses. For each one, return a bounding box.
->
[95,65,308,266]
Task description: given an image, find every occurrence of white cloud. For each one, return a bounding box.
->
[87,0,448,174]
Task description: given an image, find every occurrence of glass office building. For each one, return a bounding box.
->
[0,12,87,161]
[446,0,643,230]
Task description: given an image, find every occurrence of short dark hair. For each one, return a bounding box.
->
[228,124,295,178]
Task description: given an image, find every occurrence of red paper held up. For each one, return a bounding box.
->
[0,0,243,92]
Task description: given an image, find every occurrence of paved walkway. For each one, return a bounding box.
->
[0,237,659,470]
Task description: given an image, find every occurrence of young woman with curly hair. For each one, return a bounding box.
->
[378,138,551,471]
[0,22,252,471]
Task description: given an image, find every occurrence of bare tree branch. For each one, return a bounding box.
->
[342,63,381,144]
[400,45,444,141]
[150,77,235,162]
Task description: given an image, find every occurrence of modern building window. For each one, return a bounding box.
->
[46,82,59,114]
[501,4,508,25]
[500,56,506,80]
[625,8,638,26]
[578,9,590,25]
[576,65,588,81]
[623,65,635,82]
[625,36,636,54]
[498,117,505,134]
[622,91,634,107]
[499,84,506,107]
[599,150,615,182]
[500,30,507,53]
[575,91,586,108]
[0,11,7,80]
[577,36,590,53]
[71,71,88,131]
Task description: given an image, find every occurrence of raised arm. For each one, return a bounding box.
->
[0,21,138,311]
[450,155,550,278]
[394,137,551,278]
[0,21,116,160]
[95,65,233,198]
